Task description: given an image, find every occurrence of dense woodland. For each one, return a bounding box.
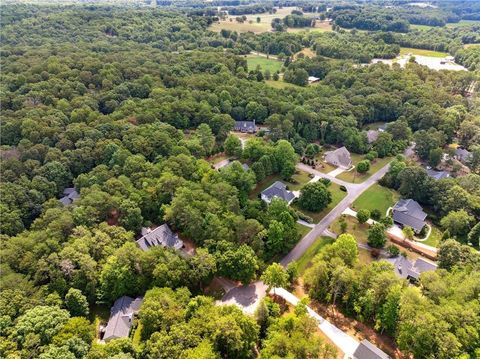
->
[1,2,480,359]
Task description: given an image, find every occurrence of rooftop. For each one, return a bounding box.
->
[387,256,437,280]
[353,339,390,359]
[137,224,183,251]
[426,169,449,180]
[103,296,143,342]
[261,181,295,204]
[392,199,427,233]
[59,187,80,206]
[325,146,352,169]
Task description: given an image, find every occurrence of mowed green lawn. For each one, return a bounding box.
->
[400,47,448,58]
[352,183,400,216]
[294,182,347,223]
[296,236,334,275]
[265,80,303,90]
[421,225,442,248]
[336,156,393,183]
[246,55,283,72]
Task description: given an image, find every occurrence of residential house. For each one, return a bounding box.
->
[308,76,320,84]
[387,256,437,281]
[234,120,256,133]
[103,296,143,342]
[426,169,450,180]
[455,148,472,164]
[59,187,80,206]
[261,181,296,205]
[136,224,184,251]
[392,199,427,234]
[353,339,390,359]
[324,146,352,169]
[366,130,379,144]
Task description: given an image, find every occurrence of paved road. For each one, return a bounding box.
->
[274,287,360,357]
[281,162,391,266]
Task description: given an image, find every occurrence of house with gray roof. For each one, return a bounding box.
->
[387,256,437,281]
[455,148,472,164]
[366,130,379,144]
[59,187,80,206]
[325,146,352,169]
[392,199,427,234]
[261,181,296,205]
[136,224,183,251]
[103,296,143,342]
[353,339,390,359]
[426,169,450,180]
[234,120,257,133]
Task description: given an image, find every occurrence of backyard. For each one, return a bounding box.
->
[293,182,347,223]
[419,224,442,248]
[336,155,393,183]
[352,184,400,216]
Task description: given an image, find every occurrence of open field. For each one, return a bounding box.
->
[336,156,393,183]
[287,21,332,33]
[400,47,448,58]
[246,54,283,72]
[265,80,303,89]
[446,20,480,28]
[294,182,347,223]
[296,236,334,275]
[464,43,480,49]
[293,47,316,59]
[352,184,400,215]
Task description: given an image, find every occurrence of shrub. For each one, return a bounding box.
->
[296,210,313,224]
[357,209,370,224]
[387,244,400,257]
[356,160,370,173]
[371,209,382,220]
[339,185,347,192]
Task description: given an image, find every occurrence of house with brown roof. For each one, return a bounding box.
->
[325,146,352,169]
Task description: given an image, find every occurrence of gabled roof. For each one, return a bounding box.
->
[308,76,320,82]
[387,256,437,280]
[366,130,379,144]
[137,224,183,251]
[325,146,352,169]
[234,121,256,130]
[353,339,390,359]
[103,296,143,342]
[426,169,449,180]
[261,181,295,204]
[392,199,427,232]
[455,148,472,162]
[59,187,80,206]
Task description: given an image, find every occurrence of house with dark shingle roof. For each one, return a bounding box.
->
[59,187,80,206]
[454,148,472,164]
[387,256,437,281]
[103,296,143,342]
[392,199,427,234]
[325,146,352,169]
[234,120,256,133]
[353,339,390,359]
[426,169,450,180]
[261,181,296,205]
[136,224,183,251]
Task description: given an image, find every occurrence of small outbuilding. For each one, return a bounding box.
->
[136,224,183,251]
[234,120,257,133]
[308,76,320,84]
[103,296,143,342]
[392,199,427,234]
[261,181,296,205]
[324,146,352,169]
[59,187,80,206]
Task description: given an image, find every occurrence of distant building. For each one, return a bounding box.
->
[366,130,379,144]
[103,296,143,342]
[426,169,450,180]
[353,339,390,359]
[454,148,472,163]
[261,181,296,205]
[387,256,437,281]
[136,224,183,251]
[324,146,352,169]
[392,199,427,234]
[308,76,320,84]
[234,120,256,133]
[59,187,80,206]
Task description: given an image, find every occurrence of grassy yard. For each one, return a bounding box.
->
[336,156,393,183]
[290,170,312,190]
[400,47,448,58]
[296,222,312,238]
[246,55,283,73]
[331,215,370,246]
[294,183,347,223]
[420,224,442,248]
[352,184,400,216]
[207,153,230,165]
[265,80,304,90]
[89,304,111,339]
[296,236,334,275]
